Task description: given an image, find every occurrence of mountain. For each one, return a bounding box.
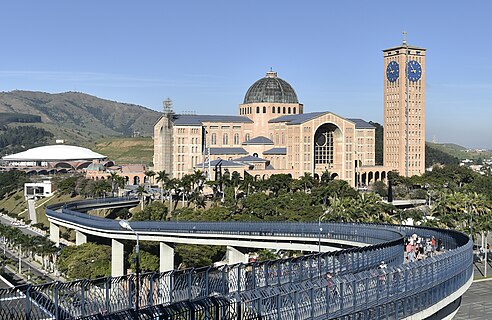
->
[0,90,161,143]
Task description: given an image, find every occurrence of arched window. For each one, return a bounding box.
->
[245,133,250,142]
[277,106,281,113]
[283,107,286,113]
[293,107,296,113]
[276,133,279,144]
[281,132,285,144]
[272,106,275,113]
[211,133,216,145]
[288,107,291,114]
[256,106,260,113]
[314,123,337,165]
[234,133,239,145]
[223,133,228,145]
[263,106,266,113]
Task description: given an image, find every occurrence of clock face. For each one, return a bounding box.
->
[407,60,422,82]
[386,61,399,82]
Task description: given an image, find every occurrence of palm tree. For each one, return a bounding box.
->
[136,185,146,210]
[299,172,314,193]
[109,172,119,197]
[144,170,155,185]
[155,171,169,203]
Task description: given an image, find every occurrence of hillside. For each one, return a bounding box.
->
[0,90,161,144]
[427,142,492,160]
[89,137,154,165]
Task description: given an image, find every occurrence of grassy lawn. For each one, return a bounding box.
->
[88,137,154,165]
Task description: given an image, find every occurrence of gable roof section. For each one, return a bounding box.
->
[242,136,274,145]
[195,159,245,168]
[209,147,248,155]
[235,155,268,162]
[346,118,375,129]
[269,112,329,125]
[173,114,253,126]
[263,147,287,155]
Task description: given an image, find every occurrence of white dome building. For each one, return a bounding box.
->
[2,145,106,162]
[2,145,108,173]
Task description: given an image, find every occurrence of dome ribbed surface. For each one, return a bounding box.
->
[243,71,298,104]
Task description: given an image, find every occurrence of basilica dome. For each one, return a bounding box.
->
[243,71,299,104]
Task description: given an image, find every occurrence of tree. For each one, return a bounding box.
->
[58,243,111,279]
[144,170,155,185]
[136,185,146,210]
[128,247,159,272]
[132,201,168,221]
[155,171,169,203]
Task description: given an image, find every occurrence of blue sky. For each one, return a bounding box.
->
[1,1,491,149]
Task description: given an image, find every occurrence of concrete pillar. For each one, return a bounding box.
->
[75,230,87,246]
[112,239,125,277]
[159,242,174,272]
[226,246,248,264]
[49,222,60,247]
[27,199,37,224]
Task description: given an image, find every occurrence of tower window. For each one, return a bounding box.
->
[277,106,281,113]
[293,107,296,114]
[234,133,239,145]
[223,133,228,145]
[263,106,266,113]
[256,106,260,113]
[283,107,286,114]
[272,106,275,113]
[288,107,291,114]
[211,133,216,145]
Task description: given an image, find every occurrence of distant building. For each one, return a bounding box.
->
[24,180,54,199]
[1,145,107,174]
[154,41,426,186]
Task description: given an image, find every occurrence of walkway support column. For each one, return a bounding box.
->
[49,222,60,247]
[112,239,125,277]
[159,242,174,272]
[226,246,248,264]
[75,230,87,246]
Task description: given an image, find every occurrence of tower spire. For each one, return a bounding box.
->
[402,31,407,45]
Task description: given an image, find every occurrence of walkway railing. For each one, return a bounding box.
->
[0,197,473,319]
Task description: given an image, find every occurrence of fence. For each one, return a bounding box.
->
[0,197,473,319]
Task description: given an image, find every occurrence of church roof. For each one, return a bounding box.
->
[173,114,252,126]
[269,112,328,125]
[263,147,287,155]
[209,147,248,155]
[195,159,245,168]
[244,71,299,104]
[242,136,274,145]
[347,118,375,129]
[235,155,268,163]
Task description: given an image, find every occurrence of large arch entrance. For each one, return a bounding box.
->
[313,123,342,176]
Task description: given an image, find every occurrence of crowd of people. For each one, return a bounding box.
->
[405,234,443,262]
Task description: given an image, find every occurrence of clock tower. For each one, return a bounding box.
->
[383,37,426,177]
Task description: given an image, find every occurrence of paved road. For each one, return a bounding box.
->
[454,279,492,320]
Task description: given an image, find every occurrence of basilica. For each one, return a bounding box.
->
[154,42,426,187]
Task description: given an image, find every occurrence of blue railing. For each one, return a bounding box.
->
[0,197,473,319]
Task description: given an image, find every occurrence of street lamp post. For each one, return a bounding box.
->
[119,220,140,316]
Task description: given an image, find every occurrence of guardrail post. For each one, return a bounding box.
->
[149,273,155,306]
[81,283,86,318]
[310,287,314,319]
[25,285,31,320]
[188,268,193,300]
[294,291,299,320]
[54,283,59,320]
[106,278,111,313]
